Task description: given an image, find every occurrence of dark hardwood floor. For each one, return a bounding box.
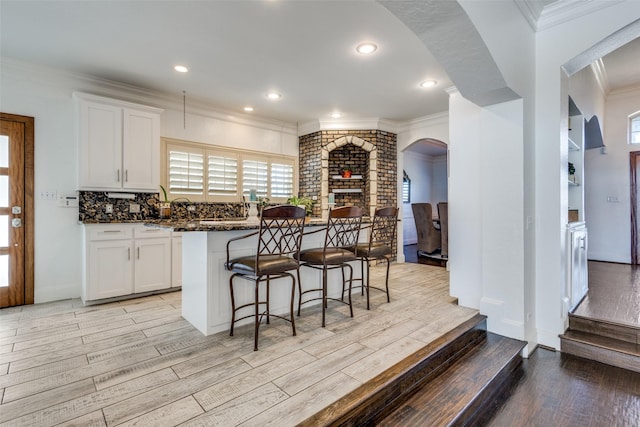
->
[486,348,640,427]
[487,261,640,426]
[404,244,447,267]
[383,257,639,425]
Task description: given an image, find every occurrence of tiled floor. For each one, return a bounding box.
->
[0,263,477,426]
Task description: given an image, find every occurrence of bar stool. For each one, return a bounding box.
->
[225,205,306,351]
[352,206,399,309]
[297,206,363,327]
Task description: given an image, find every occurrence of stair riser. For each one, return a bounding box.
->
[561,339,640,373]
[451,353,523,426]
[569,316,639,345]
[298,315,488,426]
[353,326,488,426]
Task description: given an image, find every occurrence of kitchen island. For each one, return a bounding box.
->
[151,218,365,336]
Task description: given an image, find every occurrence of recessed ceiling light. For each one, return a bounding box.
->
[420,80,438,88]
[244,106,254,112]
[356,42,378,55]
[174,65,189,73]
[266,92,282,100]
[330,112,343,119]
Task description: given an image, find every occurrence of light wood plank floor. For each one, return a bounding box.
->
[0,263,477,426]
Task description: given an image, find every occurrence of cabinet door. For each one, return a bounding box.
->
[134,237,171,293]
[122,108,160,191]
[88,240,133,300]
[171,235,182,288]
[79,101,123,189]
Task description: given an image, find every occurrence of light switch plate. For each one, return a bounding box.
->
[129,203,141,213]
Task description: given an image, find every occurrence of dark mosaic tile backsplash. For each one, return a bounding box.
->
[79,191,246,223]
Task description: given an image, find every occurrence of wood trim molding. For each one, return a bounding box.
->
[0,112,34,304]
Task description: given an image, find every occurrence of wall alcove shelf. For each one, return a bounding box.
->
[331,175,363,180]
[333,189,363,193]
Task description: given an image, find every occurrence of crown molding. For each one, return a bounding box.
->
[514,0,547,31]
[297,117,401,137]
[607,82,640,98]
[515,0,625,32]
[589,59,609,96]
[394,111,449,134]
[0,57,298,136]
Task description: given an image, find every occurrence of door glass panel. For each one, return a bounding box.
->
[0,215,7,247]
[0,176,8,207]
[0,255,7,287]
[0,135,8,168]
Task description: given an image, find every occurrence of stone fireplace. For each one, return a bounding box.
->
[299,130,397,218]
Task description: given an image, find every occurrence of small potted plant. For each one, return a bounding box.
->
[341,167,353,178]
[287,195,314,216]
[158,185,172,219]
[568,162,576,183]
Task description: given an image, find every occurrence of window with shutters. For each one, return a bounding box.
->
[631,113,640,144]
[162,138,297,202]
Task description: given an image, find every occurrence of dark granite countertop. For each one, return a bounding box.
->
[147,217,330,232]
[81,219,161,224]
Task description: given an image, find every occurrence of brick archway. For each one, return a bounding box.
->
[321,135,377,218]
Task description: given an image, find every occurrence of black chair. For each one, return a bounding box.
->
[225,205,306,351]
[297,206,363,327]
[352,206,399,309]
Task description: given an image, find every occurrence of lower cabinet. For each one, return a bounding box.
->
[171,232,182,288]
[566,221,588,311]
[83,224,176,302]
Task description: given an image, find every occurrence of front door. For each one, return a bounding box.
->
[0,113,34,308]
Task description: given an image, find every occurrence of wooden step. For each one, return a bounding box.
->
[568,313,640,345]
[299,314,525,426]
[560,330,640,373]
[377,332,526,426]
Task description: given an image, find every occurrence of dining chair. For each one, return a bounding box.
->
[352,206,399,309]
[297,206,363,327]
[411,203,441,255]
[437,202,448,259]
[225,205,306,351]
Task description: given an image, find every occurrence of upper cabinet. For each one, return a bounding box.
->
[75,92,163,192]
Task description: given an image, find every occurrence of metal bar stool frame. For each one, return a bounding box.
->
[297,206,363,328]
[352,206,399,309]
[225,205,306,351]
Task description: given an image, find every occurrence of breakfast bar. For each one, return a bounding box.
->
[154,218,364,336]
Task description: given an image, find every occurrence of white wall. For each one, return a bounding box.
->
[396,113,449,259]
[402,152,447,245]
[586,86,640,263]
[0,59,297,303]
[531,3,640,348]
[449,91,526,340]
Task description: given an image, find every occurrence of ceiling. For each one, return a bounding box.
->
[0,0,638,131]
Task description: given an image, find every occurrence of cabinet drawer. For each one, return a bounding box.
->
[86,225,133,241]
[134,226,172,239]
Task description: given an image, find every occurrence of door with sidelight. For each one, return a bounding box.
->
[0,114,34,308]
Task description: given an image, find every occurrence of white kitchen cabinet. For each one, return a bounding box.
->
[134,237,171,293]
[87,239,134,300]
[75,92,162,192]
[83,224,173,303]
[171,233,182,288]
[566,222,588,312]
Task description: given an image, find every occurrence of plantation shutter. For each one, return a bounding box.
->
[207,153,238,198]
[167,145,204,197]
[242,159,268,198]
[271,162,294,199]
